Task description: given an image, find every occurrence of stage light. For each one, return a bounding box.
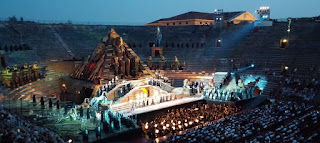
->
[178,125,182,129]
[155,129,159,133]
[216,39,222,48]
[184,123,188,127]
[251,64,255,67]
[178,121,181,124]
[280,39,288,48]
[195,119,199,123]
[189,121,193,125]
[145,124,149,129]
[163,126,166,130]
[68,139,72,143]
[154,124,158,127]
[166,124,170,127]
[96,112,101,120]
[284,66,289,70]
[172,127,176,130]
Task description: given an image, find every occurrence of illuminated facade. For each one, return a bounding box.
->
[146,11,257,26]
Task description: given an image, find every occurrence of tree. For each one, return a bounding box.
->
[67,20,72,25]
[8,16,17,22]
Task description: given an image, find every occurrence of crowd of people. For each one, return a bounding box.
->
[0,106,65,143]
[271,76,320,101]
[164,100,320,143]
[140,102,241,139]
[0,62,43,88]
[96,76,133,100]
[203,86,258,101]
[29,94,137,142]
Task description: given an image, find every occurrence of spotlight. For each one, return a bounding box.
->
[155,129,159,134]
[251,64,255,67]
[216,39,222,47]
[284,66,289,70]
[280,38,288,48]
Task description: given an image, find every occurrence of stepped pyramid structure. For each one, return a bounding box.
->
[71,28,153,83]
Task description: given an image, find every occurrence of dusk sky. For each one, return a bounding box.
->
[1,0,319,25]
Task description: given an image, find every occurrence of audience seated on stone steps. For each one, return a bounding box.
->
[271,75,320,101]
[0,106,65,143]
[164,100,319,143]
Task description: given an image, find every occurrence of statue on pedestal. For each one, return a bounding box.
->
[160,56,166,70]
[148,56,153,69]
[171,56,180,70]
[114,57,119,75]
[155,26,162,47]
[124,56,130,76]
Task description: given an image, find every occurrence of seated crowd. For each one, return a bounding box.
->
[140,102,241,139]
[164,100,320,143]
[0,107,65,143]
[271,75,320,101]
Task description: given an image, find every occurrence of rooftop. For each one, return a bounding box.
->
[148,11,245,24]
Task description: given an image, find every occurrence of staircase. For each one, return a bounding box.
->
[5,66,64,101]
[260,76,280,96]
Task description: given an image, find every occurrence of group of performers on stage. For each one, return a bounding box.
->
[182,76,262,101]
[203,87,257,101]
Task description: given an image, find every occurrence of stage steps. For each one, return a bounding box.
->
[6,67,64,101]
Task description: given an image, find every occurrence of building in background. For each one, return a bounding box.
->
[146,10,257,26]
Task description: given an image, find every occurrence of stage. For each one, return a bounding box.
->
[124,96,204,116]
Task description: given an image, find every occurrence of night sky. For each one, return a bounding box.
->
[0,0,319,25]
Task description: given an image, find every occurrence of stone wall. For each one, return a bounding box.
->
[1,21,320,74]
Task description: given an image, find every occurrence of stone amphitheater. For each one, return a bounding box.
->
[1,17,320,142]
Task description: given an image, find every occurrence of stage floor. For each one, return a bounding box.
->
[124,96,204,116]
